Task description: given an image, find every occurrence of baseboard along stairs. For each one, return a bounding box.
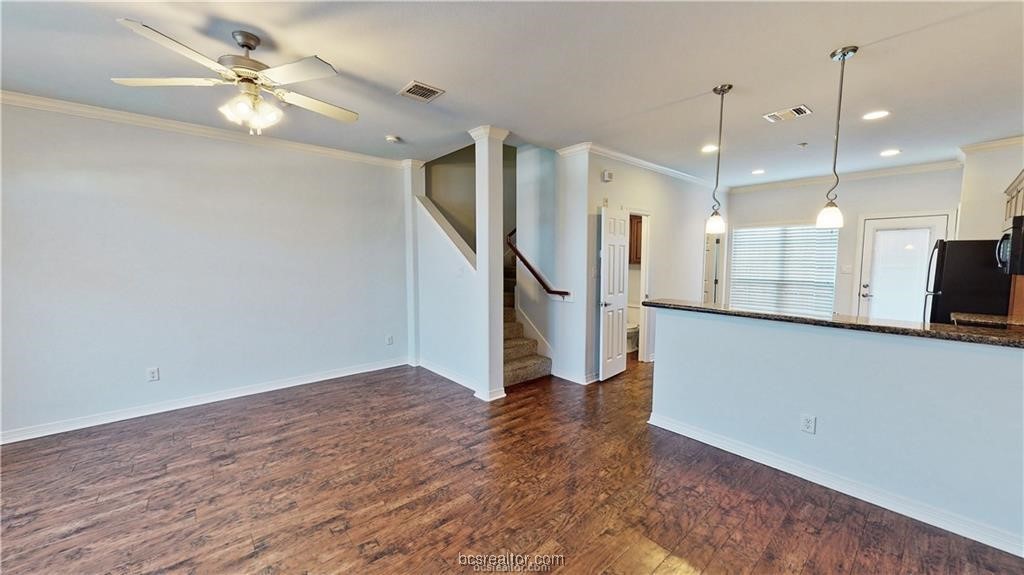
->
[504,265,552,387]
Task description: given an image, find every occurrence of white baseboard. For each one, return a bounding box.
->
[417,360,478,393]
[475,388,506,402]
[550,368,588,385]
[1,357,410,445]
[417,361,505,402]
[648,413,1024,558]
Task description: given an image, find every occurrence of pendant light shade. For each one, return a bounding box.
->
[705,210,726,234]
[816,46,857,229]
[815,201,844,228]
[705,84,732,235]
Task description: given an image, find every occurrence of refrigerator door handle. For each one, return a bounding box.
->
[923,292,935,325]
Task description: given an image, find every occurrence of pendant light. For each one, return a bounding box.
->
[816,46,858,229]
[705,84,732,235]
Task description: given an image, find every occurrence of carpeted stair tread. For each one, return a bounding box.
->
[504,337,538,361]
[504,354,552,387]
[503,321,524,339]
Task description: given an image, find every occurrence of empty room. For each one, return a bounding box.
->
[2,2,1023,573]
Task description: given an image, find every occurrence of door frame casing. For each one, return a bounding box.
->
[625,207,653,363]
[851,210,957,319]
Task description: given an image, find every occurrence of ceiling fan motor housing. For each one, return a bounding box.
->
[216,54,268,79]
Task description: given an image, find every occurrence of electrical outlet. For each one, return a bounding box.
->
[800,414,817,435]
[147,367,161,382]
[385,335,394,346]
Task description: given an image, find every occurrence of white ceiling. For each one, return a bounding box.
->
[2,2,1021,187]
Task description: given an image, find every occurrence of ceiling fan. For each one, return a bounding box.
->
[112,18,358,135]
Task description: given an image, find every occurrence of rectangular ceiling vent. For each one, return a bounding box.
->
[762,105,813,123]
[398,81,445,103]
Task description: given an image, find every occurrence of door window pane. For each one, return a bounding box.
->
[868,228,931,322]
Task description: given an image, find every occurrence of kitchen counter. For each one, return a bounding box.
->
[642,299,1024,348]
[950,312,1024,328]
[644,299,1024,555]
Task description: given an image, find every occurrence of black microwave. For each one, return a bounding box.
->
[997,215,1024,274]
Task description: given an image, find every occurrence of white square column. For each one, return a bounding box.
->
[401,159,425,366]
[469,126,509,400]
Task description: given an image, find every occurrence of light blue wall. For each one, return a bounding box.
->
[650,308,1024,556]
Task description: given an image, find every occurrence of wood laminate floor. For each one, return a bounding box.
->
[2,357,1021,574]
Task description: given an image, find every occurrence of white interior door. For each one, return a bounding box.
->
[858,215,949,322]
[599,206,629,380]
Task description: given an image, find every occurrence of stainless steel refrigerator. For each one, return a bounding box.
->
[925,240,1011,324]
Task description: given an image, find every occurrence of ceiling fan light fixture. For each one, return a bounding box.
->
[219,92,282,135]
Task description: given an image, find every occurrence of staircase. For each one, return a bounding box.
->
[503,265,552,387]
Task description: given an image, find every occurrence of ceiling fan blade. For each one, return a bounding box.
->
[277,90,358,123]
[117,18,236,78]
[112,77,226,87]
[259,56,337,86]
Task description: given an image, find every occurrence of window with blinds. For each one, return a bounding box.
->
[728,225,839,318]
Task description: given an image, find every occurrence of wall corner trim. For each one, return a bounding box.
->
[648,412,1024,558]
[0,90,403,169]
[556,142,710,187]
[415,196,477,268]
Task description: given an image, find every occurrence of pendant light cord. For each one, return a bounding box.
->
[826,56,847,203]
[711,88,726,211]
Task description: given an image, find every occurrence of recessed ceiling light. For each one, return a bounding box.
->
[701,144,718,153]
[862,110,890,120]
[880,148,901,157]
[385,134,402,144]
[751,169,765,175]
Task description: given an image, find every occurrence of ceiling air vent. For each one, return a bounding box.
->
[398,81,445,102]
[762,105,813,123]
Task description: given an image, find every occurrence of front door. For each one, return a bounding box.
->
[858,215,950,322]
[599,206,628,380]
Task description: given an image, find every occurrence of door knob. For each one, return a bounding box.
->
[601,302,612,307]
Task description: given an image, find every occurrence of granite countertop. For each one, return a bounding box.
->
[950,312,1024,327]
[642,299,1024,349]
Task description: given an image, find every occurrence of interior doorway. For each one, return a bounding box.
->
[627,211,652,365]
[856,213,951,322]
[703,233,725,306]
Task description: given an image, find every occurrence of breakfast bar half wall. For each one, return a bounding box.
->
[643,299,1024,557]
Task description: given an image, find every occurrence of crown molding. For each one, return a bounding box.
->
[468,125,510,142]
[0,90,403,169]
[959,135,1024,155]
[730,159,963,194]
[556,142,710,187]
[401,159,426,169]
[556,142,592,157]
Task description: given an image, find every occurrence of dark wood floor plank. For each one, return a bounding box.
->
[2,359,1020,574]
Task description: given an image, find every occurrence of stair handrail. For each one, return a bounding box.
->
[505,228,570,298]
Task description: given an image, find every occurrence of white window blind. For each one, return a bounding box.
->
[728,225,839,318]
